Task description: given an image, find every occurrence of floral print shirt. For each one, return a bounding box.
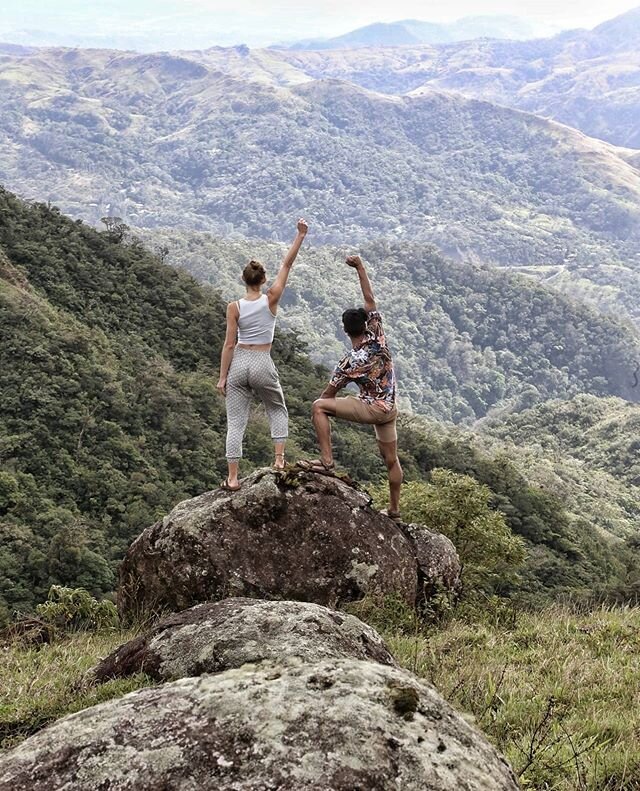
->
[329,311,396,412]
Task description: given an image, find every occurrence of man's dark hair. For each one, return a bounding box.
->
[342,308,368,338]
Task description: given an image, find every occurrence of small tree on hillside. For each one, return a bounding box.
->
[371,469,526,597]
[156,244,170,264]
[100,216,130,243]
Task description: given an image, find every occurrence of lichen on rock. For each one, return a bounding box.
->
[0,658,519,791]
[92,597,397,682]
[117,467,461,620]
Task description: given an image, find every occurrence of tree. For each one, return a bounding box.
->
[372,469,526,596]
[156,244,170,264]
[100,216,130,243]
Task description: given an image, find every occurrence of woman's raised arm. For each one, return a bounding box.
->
[267,218,308,311]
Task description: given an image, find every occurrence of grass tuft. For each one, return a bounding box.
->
[0,627,155,751]
[385,604,640,790]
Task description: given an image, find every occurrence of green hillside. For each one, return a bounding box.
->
[1,46,640,272]
[392,412,640,602]
[478,394,640,488]
[517,258,640,335]
[398,402,640,544]
[135,228,640,422]
[277,8,640,149]
[0,186,334,617]
[1,188,637,620]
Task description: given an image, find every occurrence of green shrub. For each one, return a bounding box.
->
[35,586,118,632]
[371,469,527,598]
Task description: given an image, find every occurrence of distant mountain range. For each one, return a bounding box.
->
[279,16,559,50]
[1,45,639,271]
[2,9,640,331]
[278,7,640,148]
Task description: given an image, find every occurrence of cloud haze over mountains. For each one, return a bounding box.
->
[1,1,638,50]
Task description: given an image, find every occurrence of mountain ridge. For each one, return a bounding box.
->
[279,15,555,51]
[274,7,640,148]
[1,47,639,273]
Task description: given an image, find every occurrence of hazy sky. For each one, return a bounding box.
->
[0,0,637,48]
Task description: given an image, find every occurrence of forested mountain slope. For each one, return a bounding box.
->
[135,228,640,421]
[1,45,640,271]
[406,407,640,543]
[0,187,335,617]
[0,187,636,618]
[277,7,640,149]
[478,394,640,487]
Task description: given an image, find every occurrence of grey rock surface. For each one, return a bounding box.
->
[92,597,397,682]
[0,658,519,791]
[118,467,461,619]
[404,523,462,599]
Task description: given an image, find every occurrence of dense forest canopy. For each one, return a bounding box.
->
[1,187,638,620]
[402,406,640,543]
[135,228,640,422]
[479,394,640,488]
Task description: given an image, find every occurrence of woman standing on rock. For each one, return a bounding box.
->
[216,219,308,490]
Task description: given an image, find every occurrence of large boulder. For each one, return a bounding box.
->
[118,468,461,620]
[92,597,396,682]
[0,658,519,791]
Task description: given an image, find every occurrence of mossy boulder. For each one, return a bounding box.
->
[92,597,397,682]
[117,468,461,620]
[0,658,519,790]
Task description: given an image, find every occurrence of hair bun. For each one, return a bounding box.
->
[243,259,266,286]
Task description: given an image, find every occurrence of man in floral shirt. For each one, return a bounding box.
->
[300,255,403,520]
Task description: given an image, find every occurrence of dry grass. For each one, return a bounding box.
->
[387,604,640,790]
[0,628,154,751]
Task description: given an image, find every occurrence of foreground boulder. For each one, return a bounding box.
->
[0,658,519,791]
[118,468,461,620]
[93,597,396,682]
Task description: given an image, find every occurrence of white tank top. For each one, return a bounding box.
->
[236,294,277,345]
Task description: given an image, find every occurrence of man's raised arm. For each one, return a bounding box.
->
[346,255,376,313]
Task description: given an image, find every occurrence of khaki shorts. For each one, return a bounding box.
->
[334,396,397,443]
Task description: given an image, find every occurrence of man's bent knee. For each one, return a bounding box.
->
[377,440,399,467]
[313,398,336,416]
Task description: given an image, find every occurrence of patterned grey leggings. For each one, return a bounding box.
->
[225,349,289,460]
